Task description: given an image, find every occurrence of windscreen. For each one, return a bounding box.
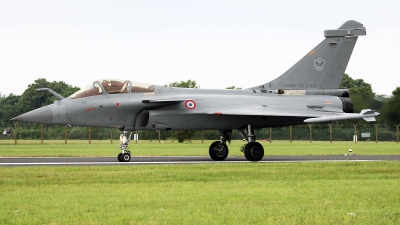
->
[69,79,155,99]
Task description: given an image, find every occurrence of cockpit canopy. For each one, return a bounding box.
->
[70,79,155,99]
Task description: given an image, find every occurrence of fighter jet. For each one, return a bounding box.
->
[13,20,379,162]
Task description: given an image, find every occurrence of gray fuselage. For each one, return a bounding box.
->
[28,86,348,131]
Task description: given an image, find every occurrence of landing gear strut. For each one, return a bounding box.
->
[239,124,264,161]
[118,131,132,162]
[209,130,231,161]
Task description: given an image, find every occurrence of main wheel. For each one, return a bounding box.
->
[244,142,264,161]
[121,153,131,162]
[209,141,229,161]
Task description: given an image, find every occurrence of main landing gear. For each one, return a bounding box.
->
[208,125,264,162]
[239,125,265,161]
[118,131,132,162]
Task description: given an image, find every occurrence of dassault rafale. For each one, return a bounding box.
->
[13,20,379,162]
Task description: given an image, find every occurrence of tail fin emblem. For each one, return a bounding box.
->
[314,58,326,71]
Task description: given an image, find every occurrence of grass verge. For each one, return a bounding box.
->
[1,162,400,224]
[0,140,399,157]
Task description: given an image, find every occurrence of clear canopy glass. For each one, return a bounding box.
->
[70,79,155,99]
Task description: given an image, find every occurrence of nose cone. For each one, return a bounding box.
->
[12,106,53,123]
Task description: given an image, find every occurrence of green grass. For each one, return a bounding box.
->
[1,162,400,224]
[0,141,399,224]
[0,140,399,157]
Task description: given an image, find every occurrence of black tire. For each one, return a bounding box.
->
[244,142,264,161]
[117,153,123,162]
[209,141,229,161]
[121,153,131,162]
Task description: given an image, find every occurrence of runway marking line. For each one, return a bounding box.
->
[0,160,379,166]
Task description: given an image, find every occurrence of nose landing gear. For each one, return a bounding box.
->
[118,131,132,162]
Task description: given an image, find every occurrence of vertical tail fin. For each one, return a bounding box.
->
[253,20,366,91]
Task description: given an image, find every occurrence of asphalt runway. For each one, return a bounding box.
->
[1,155,400,167]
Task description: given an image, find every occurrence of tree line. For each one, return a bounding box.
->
[0,75,399,141]
[1,124,398,142]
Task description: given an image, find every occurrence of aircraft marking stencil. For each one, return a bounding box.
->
[13,20,380,162]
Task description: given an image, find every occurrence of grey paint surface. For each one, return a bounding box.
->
[252,20,366,92]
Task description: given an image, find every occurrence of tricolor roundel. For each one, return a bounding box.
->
[185,100,196,110]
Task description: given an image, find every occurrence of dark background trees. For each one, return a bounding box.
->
[17,78,79,115]
[168,79,198,89]
[340,74,383,112]
[0,78,78,128]
[339,74,390,123]
[226,86,242,90]
[383,87,400,125]
[0,75,399,140]
[0,94,21,125]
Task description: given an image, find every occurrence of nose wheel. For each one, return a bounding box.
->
[118,152,131,162]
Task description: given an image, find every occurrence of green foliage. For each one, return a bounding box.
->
[339,74,382,113]
[0,79,79,125]
[340,74,374,97]
[0,94,22,122]
[168,79,199,88]
[383,87,400,125]
[2,122,400,142]
[226,86,242,90]
[0,75,399,138]
[338,74,391,126]
[0,93,4,104]
[19,78,79,113]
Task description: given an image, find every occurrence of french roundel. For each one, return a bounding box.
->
[185,100,196,110]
